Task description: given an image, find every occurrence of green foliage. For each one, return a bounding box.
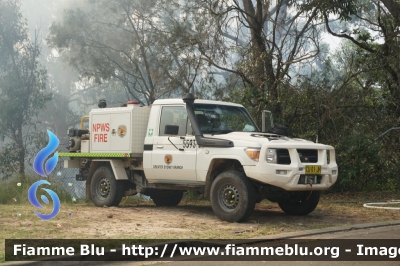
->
[0,175,72,204]
[335,138,390,191]
[181,0,326,120]
[7,0,398,194]
[267,43,400,192]
[0,0,51,176]
[0,143,20,176]
[292,0,359,21]
[39,94,80,143]
[47,0,208,104]
[182,190,205,203]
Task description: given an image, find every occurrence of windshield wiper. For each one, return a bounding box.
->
[211,129,234,135]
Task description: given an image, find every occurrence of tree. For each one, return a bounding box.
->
[301,0,400,117]
[172,0,326,122]
[47,0,208,105]
[0,0,51,177]
[380,0,400,26]
[274,0,400,191]
[282,44,395,191]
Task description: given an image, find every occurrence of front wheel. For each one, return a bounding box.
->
[210,171,256,222]
[90,166,124,207]
[278,191,320,215]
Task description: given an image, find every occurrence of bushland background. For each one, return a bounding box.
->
[1,3,400,260]
[2,0,400,192]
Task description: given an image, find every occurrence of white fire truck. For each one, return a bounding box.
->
[60,93,338,222]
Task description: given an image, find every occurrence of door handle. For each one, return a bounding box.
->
[156,145,164,149]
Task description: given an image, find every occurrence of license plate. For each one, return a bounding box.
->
[305,176,317,184]
[305,165,321,174]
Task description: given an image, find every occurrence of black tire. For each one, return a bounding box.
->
[278,191,320,215]
[210,171,256,222]
[151,190,183,206]
[90,166,124,207]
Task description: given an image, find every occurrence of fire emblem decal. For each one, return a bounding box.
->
[118,125,127,137]
[164,154,173,165]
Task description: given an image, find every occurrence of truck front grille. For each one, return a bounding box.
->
[277,149,291,165]
[297,149,318,163]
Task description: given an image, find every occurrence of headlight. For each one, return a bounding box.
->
[245,148,260,161]
[266,149,277,163]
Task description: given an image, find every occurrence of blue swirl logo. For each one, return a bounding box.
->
[28,130,61,220]
[28,180,60,220]
[33,130,59,177]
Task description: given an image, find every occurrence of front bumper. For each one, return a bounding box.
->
[244,143,338,191]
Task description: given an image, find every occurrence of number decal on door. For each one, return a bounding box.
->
[183,139,196,148]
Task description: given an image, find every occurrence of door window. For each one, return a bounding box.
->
[159,106,192,136]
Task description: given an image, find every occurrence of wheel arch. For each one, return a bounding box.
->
[85,159,129,200]
[204,158,244,199]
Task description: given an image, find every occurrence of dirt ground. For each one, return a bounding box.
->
[48,193,400,239]
[2,192,400,262]
[3,192,400,241]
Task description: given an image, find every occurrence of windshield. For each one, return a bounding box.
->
[193,103,258,134]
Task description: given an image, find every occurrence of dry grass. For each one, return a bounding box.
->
[2,191,400,262]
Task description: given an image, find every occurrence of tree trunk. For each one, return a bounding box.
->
[17,125,25,179]
[243,0,277,122]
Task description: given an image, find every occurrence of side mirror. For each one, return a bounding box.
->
[164,125,179,135]
[262,110,274,132]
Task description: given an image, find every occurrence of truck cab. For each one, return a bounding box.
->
[61,94,338,222]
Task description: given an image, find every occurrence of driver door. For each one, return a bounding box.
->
[151,106,197,183]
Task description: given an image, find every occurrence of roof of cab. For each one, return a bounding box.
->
[152,98,243,107]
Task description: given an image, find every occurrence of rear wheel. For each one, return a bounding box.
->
[278,191,320,215]
[91,166,124,207]
[210,171,255,222]
[151,190,183,206]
